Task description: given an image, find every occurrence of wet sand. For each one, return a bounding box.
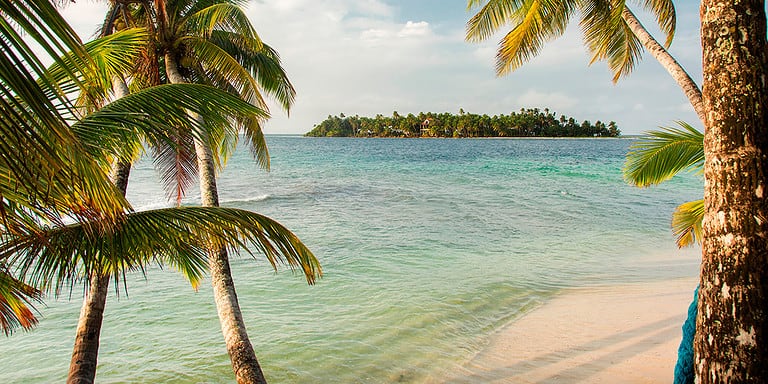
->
[443,277,698,383]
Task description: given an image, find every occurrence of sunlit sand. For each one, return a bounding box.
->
[441,277,697,383]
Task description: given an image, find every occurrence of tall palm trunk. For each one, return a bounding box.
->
[67,80,132,384]
[165,53,268,384]
[621,7,705,124]
[67,271,109,384]
[695,0,768,382]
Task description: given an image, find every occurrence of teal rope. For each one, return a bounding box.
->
[673,285,698,384]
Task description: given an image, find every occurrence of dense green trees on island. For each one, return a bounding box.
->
[306,108,620,138]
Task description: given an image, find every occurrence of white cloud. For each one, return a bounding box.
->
[398,21,430,38]
[361,28,390,43]
[57,0,705,135]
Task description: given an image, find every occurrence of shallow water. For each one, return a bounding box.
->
[1,137,701,383]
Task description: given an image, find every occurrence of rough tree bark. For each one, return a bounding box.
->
[165,53,268,384]
[695,0,768,382]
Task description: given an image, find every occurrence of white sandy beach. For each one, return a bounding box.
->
[442,277,699,383]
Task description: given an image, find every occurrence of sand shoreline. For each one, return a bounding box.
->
[440,277,698,383]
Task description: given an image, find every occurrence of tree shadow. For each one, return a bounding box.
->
[447,315,682,383]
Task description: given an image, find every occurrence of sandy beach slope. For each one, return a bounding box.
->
[442,277,699,384]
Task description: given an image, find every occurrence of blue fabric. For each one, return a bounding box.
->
[673,286,698,384]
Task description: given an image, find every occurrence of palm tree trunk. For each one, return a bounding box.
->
[67,79,131,384]
[621,7,706,125]
[67,272,109,384]
[166,53,268,384]
[695,1,768,382]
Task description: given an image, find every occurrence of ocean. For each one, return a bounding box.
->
[1,136,702,383]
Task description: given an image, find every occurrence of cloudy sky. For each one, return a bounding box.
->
[61,0,704,135]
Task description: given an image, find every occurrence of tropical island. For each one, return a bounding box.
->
[305,108,620,138]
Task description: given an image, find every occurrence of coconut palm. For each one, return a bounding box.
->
[1,6,320,384]
[469,0,768,377]
[624,121,704,247]
[39,24,312,383]
[465,0,705,123]
[142,0,297,381]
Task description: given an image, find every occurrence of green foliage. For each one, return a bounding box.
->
[1,0,131,230]
[466,0,676,80]
[2,207,321,296]
[672,199,704,248]
[623,121,704,248]
[306,109,620,138]
[623,121,703,187]
[0,271,41,335]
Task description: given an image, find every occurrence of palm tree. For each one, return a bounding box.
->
[695,2,768,380]
[468,0,768,379]
[46,25,310,383]
[465,0,705,123]
[1,5,320,384]
[138,0,297,381]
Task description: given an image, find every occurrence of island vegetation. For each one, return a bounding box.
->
[305,108,620,138]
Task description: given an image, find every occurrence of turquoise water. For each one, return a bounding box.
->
[1,137,701,383]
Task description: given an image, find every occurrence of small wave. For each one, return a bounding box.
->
[132,201,175,211]
[222,194,272,205]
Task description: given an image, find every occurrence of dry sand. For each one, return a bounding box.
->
[442,277,698,384]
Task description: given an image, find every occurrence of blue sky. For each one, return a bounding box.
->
[61,0,704,135]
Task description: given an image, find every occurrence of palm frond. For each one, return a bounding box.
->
[581,0,644,82]
[1,0,130,227]
[623,121,703,187]
[484,0,576,76]
[209,33,295,113]
[184,2,261,42]
[672,199,703,248]
[2,206,321,295]
[75,83,269,165]
[635,0,676,47]
[45,28,150,111]
[152,128,199,205]
[466,0,525,43]
[0,269,42,335]
[181,36,266,108]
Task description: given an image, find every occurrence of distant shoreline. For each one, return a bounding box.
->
[306,110,621,138]
[287,135,640,140]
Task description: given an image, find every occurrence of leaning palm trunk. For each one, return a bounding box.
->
[621,8,705,124]
[67,79,132,384]
[165,53,268,384]
[67,272,110,384]
[695,0,768,381]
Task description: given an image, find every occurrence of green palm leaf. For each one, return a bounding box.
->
[672,199,704,248]
[181,36,266,108]
[623,121,703,187]
[46,28,150,111]
[209,33,295,112]
[1,0,132,228]
[581,1,643,82]
[0,269,41,335]
[470,0,576,76]
[76,83,269,165]
[637,0,676,47]
[184,2,260,42]
[466,0,678,79]
[2,206,321,295]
